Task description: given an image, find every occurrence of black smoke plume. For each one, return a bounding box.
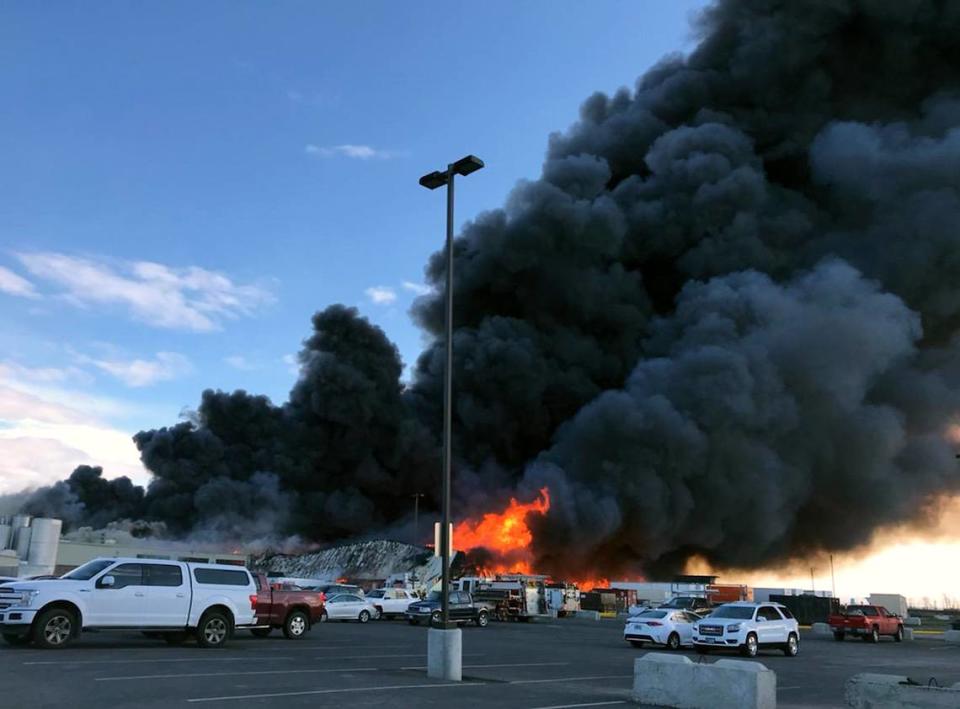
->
[16,0,960,580]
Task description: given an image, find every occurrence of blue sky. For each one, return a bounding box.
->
[0,0,706,491]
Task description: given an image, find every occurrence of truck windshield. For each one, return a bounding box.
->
[61,559,115,580]
[710,605,755,620]
[367,590,385,598]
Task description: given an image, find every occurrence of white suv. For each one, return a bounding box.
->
[692,602,799,657]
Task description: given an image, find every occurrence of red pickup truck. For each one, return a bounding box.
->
[829,605,904,643]
[249,573,326,639]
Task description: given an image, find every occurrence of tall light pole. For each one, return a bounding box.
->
[419,154,484,682]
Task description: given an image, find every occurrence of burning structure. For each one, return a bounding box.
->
[14,0,960,584]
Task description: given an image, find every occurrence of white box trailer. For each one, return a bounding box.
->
[868,593,909,618]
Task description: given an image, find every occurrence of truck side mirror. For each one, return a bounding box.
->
[98,575,116,588]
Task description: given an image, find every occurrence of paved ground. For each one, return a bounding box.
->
[2,617,959,708]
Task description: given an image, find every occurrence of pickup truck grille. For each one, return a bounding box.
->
[0,591,21,610]
[699,625,724,636]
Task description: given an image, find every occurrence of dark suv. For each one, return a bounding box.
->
[406,591,489,627]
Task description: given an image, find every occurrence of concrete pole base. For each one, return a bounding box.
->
[427,627,462,681]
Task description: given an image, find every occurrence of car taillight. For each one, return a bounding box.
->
[249,594,258,610]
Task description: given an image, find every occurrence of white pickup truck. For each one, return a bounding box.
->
[0,557,257,649]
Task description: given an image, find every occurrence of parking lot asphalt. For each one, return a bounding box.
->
[2,618,959,709]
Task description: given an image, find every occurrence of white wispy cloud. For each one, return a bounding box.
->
[365,285,397,305]
[402,280,433,296]
[0,367,149,492]
[224,355,257,371]
[305,143,397,160]
[0,265,38,298]
[84,351,193,388]
[282,353,301,377]
[16,252,275,332]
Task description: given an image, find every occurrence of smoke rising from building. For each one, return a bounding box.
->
[14,0,960,579]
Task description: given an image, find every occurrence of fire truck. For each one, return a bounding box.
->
[454,575,557,621]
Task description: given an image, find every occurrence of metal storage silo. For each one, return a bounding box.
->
[10,515,31,553]
[15,526,32,560]
[27,518,62,572]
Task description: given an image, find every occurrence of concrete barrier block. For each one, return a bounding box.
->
[944,630,960,644]
[903,628,914,641]
[575,610,601,621]
[633,653,776,709]
[845,673,960,708]
[426,627,462,681]
[904,617,922,627]
[812,622,832,635]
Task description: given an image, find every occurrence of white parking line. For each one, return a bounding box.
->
[401,662,570,670]
[508,675,633,685]
[24,656,301,666]
[187,682,486,703]
[23,651,485,666]
[96,667,380,681]
[528,702,627,709]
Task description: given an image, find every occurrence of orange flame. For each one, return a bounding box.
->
[455,487,609,587]
[455,487,550,553]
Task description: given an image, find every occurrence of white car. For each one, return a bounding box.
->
[692,602,800,657]
[0,557,257,649]
[323,593,378,623]
[624,609,700,650]
[365,588,418,619]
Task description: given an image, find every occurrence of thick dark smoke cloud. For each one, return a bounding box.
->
[15,0,960,579]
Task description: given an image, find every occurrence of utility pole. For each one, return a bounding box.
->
[810,566,815,594]
[411,493,425,546]
[830,554,837,599]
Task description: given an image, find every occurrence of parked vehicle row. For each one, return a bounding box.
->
[625,602,801,658]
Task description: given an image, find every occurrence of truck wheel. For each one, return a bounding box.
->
[2,633,31,647]
[475,611,489,627]
[894,626,904,642]
[430,611,441,626]
[868,626,879,643]
[196,611,232,649]
[373,606,383,620]
[833,631,845,641]
[163,632,188,645]
[358,610,371,624]
[33,607,76,650]
[783,633,799,657]
[740,633,759,658]
[250,627,272,638]
[284,611,309,639]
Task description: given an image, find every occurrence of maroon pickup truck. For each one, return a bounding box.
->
[829,605,904,643]
[249,573,326,639]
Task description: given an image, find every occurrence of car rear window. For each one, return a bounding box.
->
[639,610,668,618]
[193,568,251,586]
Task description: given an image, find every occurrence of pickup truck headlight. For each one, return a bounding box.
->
[18,589,40,607]
[726,623,742,632]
